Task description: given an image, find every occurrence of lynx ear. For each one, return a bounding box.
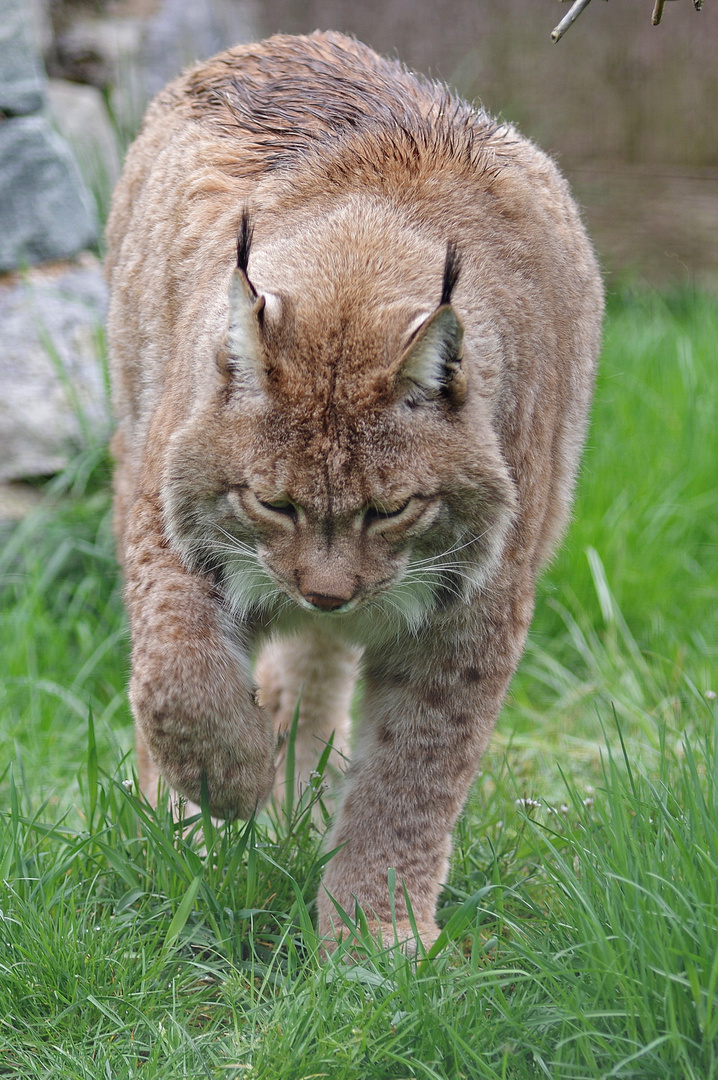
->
[396,240,466,406]
[218,211,280,389]
[220,267,265,386]
[396,304,466,406]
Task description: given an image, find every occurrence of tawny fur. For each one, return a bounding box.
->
[105,31,603,948]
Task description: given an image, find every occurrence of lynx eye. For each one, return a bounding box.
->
[257,497,297,519]
[363,499,413,527]
[232,485,299,523]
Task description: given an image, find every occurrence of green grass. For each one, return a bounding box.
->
[0,287,716,1078]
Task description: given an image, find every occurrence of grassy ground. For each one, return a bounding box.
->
[0,287,716,1078]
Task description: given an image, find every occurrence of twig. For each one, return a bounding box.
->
[652,0,666,24]
[551,0,704,42]
[551,0,595,42]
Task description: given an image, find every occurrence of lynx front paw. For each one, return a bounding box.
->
[318,902,440,955]
[131,681,275,820]
[147,738,275,821]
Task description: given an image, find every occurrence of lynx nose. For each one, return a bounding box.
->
[303,592,352,612]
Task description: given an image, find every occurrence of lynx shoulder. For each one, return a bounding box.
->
[105,31,603,947]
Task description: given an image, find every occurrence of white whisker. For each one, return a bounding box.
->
[404,565,480,588]
[408,528,491,567]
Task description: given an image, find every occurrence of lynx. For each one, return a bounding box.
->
[105,31,603,948]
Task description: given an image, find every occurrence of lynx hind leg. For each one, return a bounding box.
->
[255,630,361,812]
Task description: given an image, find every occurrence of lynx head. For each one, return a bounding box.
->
[162,209,517,634]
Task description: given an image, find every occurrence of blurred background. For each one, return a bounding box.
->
[1,0,715,510]
[44,0,718,287]
[260,0,718,286]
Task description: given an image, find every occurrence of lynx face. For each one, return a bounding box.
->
[162,230,517,636]
[168,442,510,637]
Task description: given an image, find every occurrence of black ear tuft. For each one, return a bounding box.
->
[440,241,462,307]
[236,210,255,281]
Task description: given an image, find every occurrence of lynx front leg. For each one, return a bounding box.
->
[135,724,201,819]
[255,629,360,808]
[124,494,275,820]
[317,615,527,949]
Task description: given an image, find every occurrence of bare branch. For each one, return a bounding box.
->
[551,0,704,43]
[552,0,595,43]
[652,0,666,25]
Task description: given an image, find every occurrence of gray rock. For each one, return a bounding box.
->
[52,15,146,91]
[47,79,122,203]
[52,15,149,143]
[0,114,99,271]
[0,0,47,115]
[0,261,110,482]
[143,0,260,99]
[28,0,53,58]
[49,1,260,142]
